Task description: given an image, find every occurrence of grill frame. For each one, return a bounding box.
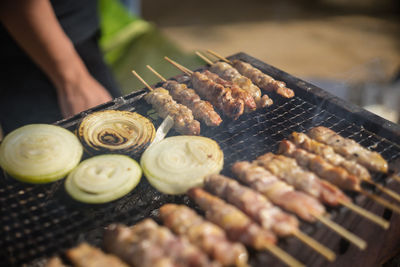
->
[0,52,399,267]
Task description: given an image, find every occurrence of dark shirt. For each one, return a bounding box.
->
[51,0,99,44]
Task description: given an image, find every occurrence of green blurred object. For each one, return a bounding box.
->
[98,0,202,95]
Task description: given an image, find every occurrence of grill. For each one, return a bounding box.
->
[1,52,400,267]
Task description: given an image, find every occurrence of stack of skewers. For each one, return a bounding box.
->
[44,52,400,267]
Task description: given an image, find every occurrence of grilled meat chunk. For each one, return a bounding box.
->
[191,71,244,120]
[163,81,222,126]
[204,174,299,236]
[209,62,272,109]
[66,243,128,267]
[232,60,294,98]
[232,161,325,222]
[256,153,350,206]
[45,257,68,267]
[289,132,371,181]
[279,139,361,191]
[203,70,256,113]
[187,188,277,249]
[160,204,248,267]
[104,219,217,267]
[307,126,388,173]
[144,88,200,135]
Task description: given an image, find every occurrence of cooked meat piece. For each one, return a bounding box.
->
[231,161,325,222]
[279,139,361,191]
[144,88,200,135]
[289,132,371,181]
[187,188,277,250]
[307,126,388,173]
[256,153,350,206]
[104,220,217,267]
[163,81,222,126]
[160,204,248,267]
[232,60,294,98]
[202,70,256,113]
[66,243,129,267]
[203,174,299,236]
[209,62,273,109]
[45,257,68,267]
[191,71,244,120]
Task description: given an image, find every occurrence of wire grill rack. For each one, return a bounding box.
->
[1,53,400,267]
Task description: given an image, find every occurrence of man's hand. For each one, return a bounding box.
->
[57,71,112,118]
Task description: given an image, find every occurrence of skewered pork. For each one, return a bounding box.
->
[160,204,248,267]
[256,153,350,206]
[203,174,299,236]
[103,219,218,267]
[191,70,244,120]
[162,80,222,126]
[203,70,257,113]
[232,60,294,98]
[279,140,361,191]
[231,161,325,222]
[144,88,200,135]
[45,257,67,267]
[289,132,371,181]
[209,62,273,108]
[307,126,388,173]
[66,243,128,267]
[187,188,277,249]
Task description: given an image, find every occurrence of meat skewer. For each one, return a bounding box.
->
[232,160,367,249]
[103,219,219,267]
[146,65,222,127]
[66,243,129,267]
[131,70,201,135]
[164,56,245,120]
[259,151,390,228]
[195,51,273,109]
[307,126,388,173]
[188,187,305,267]
[289,132,400,203]
[206,50,295,98]
[279,139,361,191]
[160,204,249,267]
[203,174,336,261]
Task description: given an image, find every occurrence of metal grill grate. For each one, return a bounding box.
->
[1,53,399,267]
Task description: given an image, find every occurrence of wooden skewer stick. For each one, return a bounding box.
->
[339,200,389,229]
[131,70,153,91]
[360,189,400,214]
[195,51,214,65]
[146,65,167,82]
[164,56,193,75]
[312,213,367,250]
[363,179,400,203]
[207,49,232,64]
[263,244,305,267]
[292,230,336,261]
[390,174,400,183]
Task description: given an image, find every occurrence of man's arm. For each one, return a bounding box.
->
[0,0,112,117]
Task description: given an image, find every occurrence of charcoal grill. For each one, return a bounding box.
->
[1,52,400,267]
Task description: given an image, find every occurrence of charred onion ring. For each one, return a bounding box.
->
[77,110,155,156]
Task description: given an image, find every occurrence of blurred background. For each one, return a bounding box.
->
[100,0,400,123]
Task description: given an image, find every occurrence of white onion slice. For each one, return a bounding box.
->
[0,124,83,183]
[65,154,142,203]
[141,136,223,194]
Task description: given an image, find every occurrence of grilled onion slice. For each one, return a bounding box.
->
[0,124,83,183]
[65,154,142,203]
[141,136,224,194]
[77,110,155,156]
